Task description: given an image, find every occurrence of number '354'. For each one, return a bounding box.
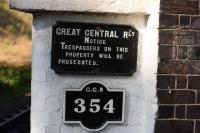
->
[74,99,115,114]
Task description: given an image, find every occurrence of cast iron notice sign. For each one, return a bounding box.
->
[51,21,138,75]
[64,81,125,131]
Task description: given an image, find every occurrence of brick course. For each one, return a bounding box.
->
[191,17,200,30]
[196,121,200,133]
[159,30,197,45]
[178,46,188,59]
[160,0,199,15]
[175,105,186,119]
[188,76,200,89]
[156,0,200,133]
[180,16,191,29]
[155,120,194,133]
[157,90,196,104]
[158,60,189,74]
[157,105,174,119]
[157,75,175,89]
[177,76,187,89]
[188,47,200,60]
[159,46,177,59]
[159,14,178,29]
[187,106,200,119]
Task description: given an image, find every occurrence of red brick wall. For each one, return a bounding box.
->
[155,0,200,133]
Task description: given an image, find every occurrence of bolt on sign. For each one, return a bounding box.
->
[51,22,138,75]
[63,81,125,131]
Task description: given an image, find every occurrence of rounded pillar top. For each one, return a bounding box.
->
[9,0,156,14]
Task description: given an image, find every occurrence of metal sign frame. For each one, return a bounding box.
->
[51,21,138,76]
[63,81,125,132]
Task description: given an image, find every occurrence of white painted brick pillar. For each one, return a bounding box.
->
[10,0,160,133]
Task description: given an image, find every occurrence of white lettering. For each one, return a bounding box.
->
[56,28,81,36]
[84,29,118,38]
[84,37,106,45]
[123,31,128,38]
[58,59,98,66]
[116,47,128,53]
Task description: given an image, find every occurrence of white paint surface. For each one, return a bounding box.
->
[10,0,157,14]
[9,0,160,132]
[30,9,159,132]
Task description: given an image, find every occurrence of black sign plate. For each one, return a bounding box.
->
[64,81,125,131]
[51,22,138,75]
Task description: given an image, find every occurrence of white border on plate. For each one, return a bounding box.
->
[63,80,125,132]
